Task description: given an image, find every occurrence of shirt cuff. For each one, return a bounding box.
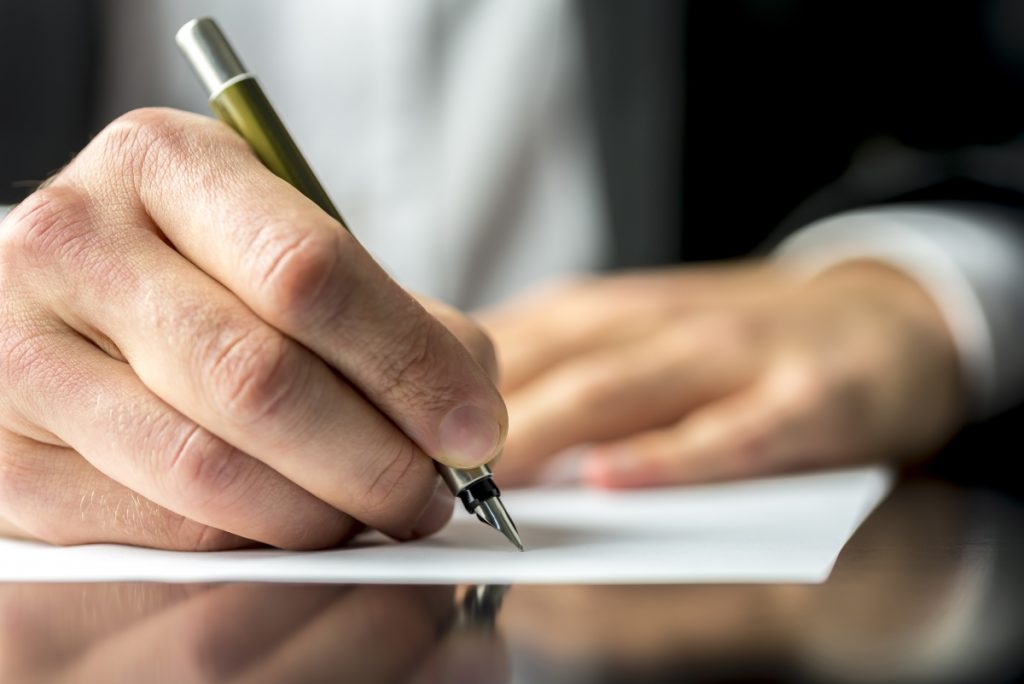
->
[775,204,1024,419]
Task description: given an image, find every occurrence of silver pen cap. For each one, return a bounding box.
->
[175,17,249,97]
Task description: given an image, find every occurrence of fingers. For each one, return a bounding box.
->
[481,265,791,394]
[65,108,505,470]
[6,183,451,540]
[583,363,846,487]
[480,277,667,393]
[498,319,758,484]
[583,395,774,488]
[0,322,357,549]
[0,430,251,550]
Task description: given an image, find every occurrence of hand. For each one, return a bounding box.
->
[0,108,507,549]
[482,260,963,487]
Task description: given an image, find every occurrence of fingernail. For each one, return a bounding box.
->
[582,449,641,486]
[412,478,454,538]
[538,447,587,485]
[439,404,502,467]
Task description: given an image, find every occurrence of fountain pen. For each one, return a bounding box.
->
[175,17,524,552]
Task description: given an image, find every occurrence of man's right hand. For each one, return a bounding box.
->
[0,108,507,550]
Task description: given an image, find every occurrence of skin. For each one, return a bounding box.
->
[482,260,965,488]
[0,107,508,550]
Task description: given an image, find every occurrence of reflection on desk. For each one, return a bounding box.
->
[1,479,1022,684]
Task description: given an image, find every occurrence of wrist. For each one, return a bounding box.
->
[807,260,966,458]
[813,260,949,325]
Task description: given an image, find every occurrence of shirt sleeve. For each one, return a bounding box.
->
[774,204,1024,419]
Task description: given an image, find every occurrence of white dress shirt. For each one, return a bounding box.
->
[778,205,1024,418]
[96,0,609,310]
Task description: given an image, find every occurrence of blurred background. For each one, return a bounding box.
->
[1,0,1023,492]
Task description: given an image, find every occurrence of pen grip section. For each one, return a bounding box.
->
[437,463,492,496]
[211,78,346,227]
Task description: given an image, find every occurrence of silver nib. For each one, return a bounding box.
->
[474,497,524,551]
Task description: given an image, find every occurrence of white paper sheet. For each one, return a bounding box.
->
[0,467,892,584]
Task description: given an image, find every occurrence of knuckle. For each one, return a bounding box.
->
[373,319,453,411]
[564,365,618,412]
[0,185,95,269]
[202,323,299,425]
[256,228,340,324]
[775,359,829,415]
[164,425,253,509]
[0,324,60,403]
[99,108,190,185]
[359,439,429,527]
[96,107,237,194]
[697,311,762,350]
[319,229,367,321]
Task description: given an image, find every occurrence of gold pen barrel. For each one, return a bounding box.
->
[210,80,346,227]
[175,17,345,227]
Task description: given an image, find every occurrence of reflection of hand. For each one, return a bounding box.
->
[0,108,507,549]
[0,582,457,683]
[498,484,977,675]
[483,261,963,487]
[501,584,798,664]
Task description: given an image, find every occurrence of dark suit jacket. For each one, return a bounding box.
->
[2,0,1022,490]
[584,1,1024,493]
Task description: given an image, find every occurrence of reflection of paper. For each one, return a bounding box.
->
[0,467,891,584]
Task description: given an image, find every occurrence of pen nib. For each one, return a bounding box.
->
[474,497,524,551]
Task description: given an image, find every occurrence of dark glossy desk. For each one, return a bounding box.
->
[2,478,1022,684]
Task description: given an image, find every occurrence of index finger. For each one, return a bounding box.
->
[72,108,507,470]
